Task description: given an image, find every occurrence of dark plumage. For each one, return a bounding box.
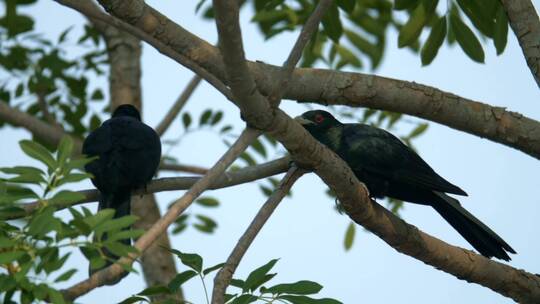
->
[296,110,515,261]
[82,104,161,277]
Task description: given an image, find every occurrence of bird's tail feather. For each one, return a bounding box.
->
[431,191,515,261]
[89,191,131,283]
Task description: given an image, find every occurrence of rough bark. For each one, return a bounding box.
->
[501,0,540,87]
[64,0,540,160]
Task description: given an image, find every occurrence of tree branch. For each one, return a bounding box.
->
[0,102,82,152]
[61,128,260,301]
[268,0,333,104]
[155,75,202,136]
[500,0,540,87]
[5,156,289,220]
[56,0,540,160]
[159,161,208,174]
[212,166,305,304]
[212,0,273,128]
[54,0,234,102]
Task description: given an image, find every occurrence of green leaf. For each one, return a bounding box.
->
[182,112,192,129]
[169,249,203,273]
[251,138,267,158]
[265,280,323,295]
[337,0,355,13]
[168,270,197,292]
[0,251,25,264]
[279,295,342,304]
[57,136,74,167]
[138,285,171,296]
[193,214,217,234]
[321,3,343,43]
[345,30,382,69]
[27,207,60,237]
[0,166,44,177]
[211,111,223,125]
[409,123,429,138]
[95,215,138,235]
[83,208,115,229]
[230,294,258,304]
[244,259,278,292]
[56,173,91,187]
[107,229,145,242]
[199,109,212,125]
[493,6,508,55]
[19,140,56,171]
[118,296,149,304]
[421,16,447,65]
[398,1,435,48]
[394,0,419,10]
[334,45,361,69]
[47,288,66,304]
[90,89,104,100]
[54,268,77,283]
[456,0,496,37]
[203,262,225,275]
[48,190,85,206]
[344,222,355,251]
[450,13,484,63]
[196,197,219,208]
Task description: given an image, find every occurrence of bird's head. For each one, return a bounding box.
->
[112,104,141,121]
[294,110,341,133]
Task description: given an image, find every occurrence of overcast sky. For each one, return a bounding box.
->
[3,1,540,303]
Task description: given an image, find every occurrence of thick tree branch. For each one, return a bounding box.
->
[0,102,82,152]
[212,0,273,127]
[212,166,305,304]
[5,157,289,220]
[61,128,260,300]
[155,75,202,136]
[56,0,540,160]
[501,0,540,87]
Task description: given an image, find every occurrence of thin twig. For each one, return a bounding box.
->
[5,156,289,220]
[155,75,202,136]
[212,166,305,304]
[55,0,234,101]
[61,128,260,301]
[268,0,333,105]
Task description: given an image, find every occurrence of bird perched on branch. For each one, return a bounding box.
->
[295,110,515,261]
[82,104,161,277]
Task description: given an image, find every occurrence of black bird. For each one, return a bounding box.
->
[296,110,515,261]
[82,104,161,275]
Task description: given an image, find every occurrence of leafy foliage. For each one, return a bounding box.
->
[120,253,342,304]
[0,137,142,303]
[0,14,107,138]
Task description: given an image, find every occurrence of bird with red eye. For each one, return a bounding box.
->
[294,109,515,261]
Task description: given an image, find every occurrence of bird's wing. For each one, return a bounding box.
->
[341,124,466,195]
[82,122,113,156]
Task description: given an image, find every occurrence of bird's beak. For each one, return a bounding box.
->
[294,116,315,125]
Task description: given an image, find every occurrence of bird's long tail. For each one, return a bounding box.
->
[88,191,131,282]
[431,191,515,261]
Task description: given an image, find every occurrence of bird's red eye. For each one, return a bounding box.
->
[315,115,324,123]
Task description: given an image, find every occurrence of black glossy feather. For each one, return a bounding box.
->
[82,104,161,280]
[297,110,515,261]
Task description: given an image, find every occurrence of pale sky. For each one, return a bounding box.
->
[2,1,540,303]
